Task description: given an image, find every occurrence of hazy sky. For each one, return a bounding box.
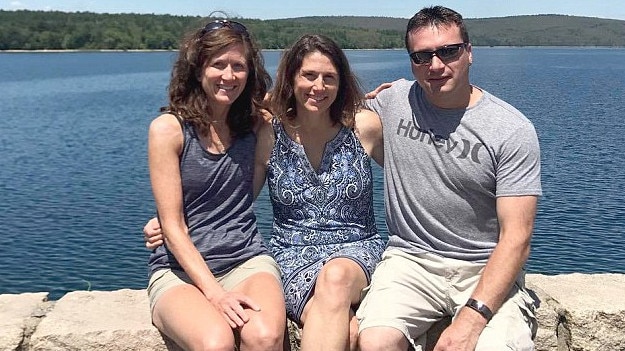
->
[2,0,624,21]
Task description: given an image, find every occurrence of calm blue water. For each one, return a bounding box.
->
[1,48,624,300]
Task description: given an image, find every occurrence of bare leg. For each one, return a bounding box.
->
[358,326,410,351]
[348,311,359,351]
[152,283,235,351]
[236,272,287,351]
[300,258,368,351]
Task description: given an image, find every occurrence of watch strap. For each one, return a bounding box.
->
[465,298,493,321]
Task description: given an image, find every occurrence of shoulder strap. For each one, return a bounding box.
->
[162,110,190,158]
[271,116,283,140]
[165,110,185,130]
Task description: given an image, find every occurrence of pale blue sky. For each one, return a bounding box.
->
[2,0,624,21]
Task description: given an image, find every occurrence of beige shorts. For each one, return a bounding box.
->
[147,255,281,312]
[356,248,537,351]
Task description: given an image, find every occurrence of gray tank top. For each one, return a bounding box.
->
[148,118,269,278]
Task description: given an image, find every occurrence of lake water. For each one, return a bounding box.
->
[1,48,624,300]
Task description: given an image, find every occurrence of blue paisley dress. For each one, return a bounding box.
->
[267,118,385,324]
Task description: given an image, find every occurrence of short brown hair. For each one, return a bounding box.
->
[405,6,470,52]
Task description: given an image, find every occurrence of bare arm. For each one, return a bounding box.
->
[435,195,538,350]
[354,109,384,167]
[253,111,274,199]
[148,114,226,300]
[469,196,536,313]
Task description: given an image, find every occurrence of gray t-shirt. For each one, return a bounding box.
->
[367,80,541,262]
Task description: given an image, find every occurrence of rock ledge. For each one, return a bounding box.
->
[1,273,623,351]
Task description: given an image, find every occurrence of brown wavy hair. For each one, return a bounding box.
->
[269,34,363,128]
[162,21,271,136]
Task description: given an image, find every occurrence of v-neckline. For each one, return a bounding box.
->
[278,122,346,175]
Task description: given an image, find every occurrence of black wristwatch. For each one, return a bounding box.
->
[465,298,493,321]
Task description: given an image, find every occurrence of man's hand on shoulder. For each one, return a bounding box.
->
[364,79,405,99]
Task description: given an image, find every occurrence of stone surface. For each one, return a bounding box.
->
[28,289,169,351]
[0,292,49,351]
[527,273,625,351]
[526,276,561,351]
[0,274,623,351]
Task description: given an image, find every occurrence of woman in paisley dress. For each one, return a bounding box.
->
[254,34,385,351]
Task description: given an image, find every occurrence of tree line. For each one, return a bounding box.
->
[1,10,623,51]
[0,10,404,50]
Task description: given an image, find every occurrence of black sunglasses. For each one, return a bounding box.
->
[409,43,467,65]
[201,20,249,38]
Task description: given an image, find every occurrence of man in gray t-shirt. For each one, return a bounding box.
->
[356,6,541,351]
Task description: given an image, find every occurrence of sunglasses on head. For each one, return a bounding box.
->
[409,43,467,65]
[201,20,249,38]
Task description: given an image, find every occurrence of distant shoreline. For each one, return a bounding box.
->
[0,49,177,53]
[2,46,623,54]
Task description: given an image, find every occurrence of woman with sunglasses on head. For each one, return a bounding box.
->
[146,19,286,351]
[253,34,385,351]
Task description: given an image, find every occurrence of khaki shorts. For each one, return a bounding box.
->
[356,248,537,351]
[147,255,281,312]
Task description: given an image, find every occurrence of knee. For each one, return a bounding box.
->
[316,262,359,298]
[243,334,282,351]
[189,335,235,351]
[255,328,283,351]
[357,330,378,351]
[241,322,284,351]
[358,327,408,351]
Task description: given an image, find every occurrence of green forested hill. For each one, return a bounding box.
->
[467,15,625,46]
[287,15,625,47]
[1,10,623,50]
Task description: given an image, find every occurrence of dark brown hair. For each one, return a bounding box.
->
[405,6,470,51]
[270,34,363,128]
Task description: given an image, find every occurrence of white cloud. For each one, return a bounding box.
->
[5,1,56,12]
